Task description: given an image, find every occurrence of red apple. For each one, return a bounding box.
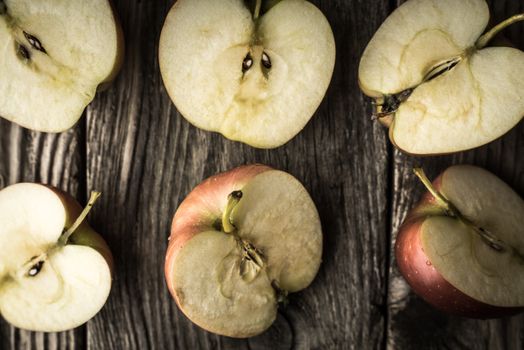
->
[396,165,524,318]
[0,184,113,332]
[165,164,323,337]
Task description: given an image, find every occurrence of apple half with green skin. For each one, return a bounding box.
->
[359,0,524,155]
[0,184,113,332]
[0,0,123,132]
[165,165,323,337]
[396,166,524,318]
[159,0,336,149]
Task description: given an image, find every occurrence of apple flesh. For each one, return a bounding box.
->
[0,0,123,132]
[0,184,113,332]
[165,165,323,337]
[396,166,524,318]
[359,0,524,155]
[159,0,336,148]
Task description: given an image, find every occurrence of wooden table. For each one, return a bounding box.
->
[1,0,523,349]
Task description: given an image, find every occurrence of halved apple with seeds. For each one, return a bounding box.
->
[0,184,112,332]
[159,0,336,148]
[165,165,323,337]
[396,166,524,318]
[0,0,123,132]
[359,0,524,155]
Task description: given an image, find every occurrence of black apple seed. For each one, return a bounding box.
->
[23,31,46,54]
[28,261,44,277]
[262,52,272,69]
[242,54,253,73]
[17,43,30,60]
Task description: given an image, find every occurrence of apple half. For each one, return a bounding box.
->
[159,0,336,148]
[359,0,524,155]
[0,0,123,132]
[0,184,113,332]
[165,165,323,337]
[396,165,524,318]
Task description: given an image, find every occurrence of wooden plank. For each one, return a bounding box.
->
[0,119,86,350]
[387,1,524,349]
[85,0,391,348]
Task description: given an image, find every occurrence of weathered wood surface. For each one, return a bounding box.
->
[0,0,522,349]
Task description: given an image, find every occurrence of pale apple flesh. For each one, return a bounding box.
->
[0,0,123,132]
[159,0,336,148]
[391,48,524,154]
[358,0,524,155]
[396,166,524,318]
[359,0,489,97]
[0,184,112,332]
[165,165,323,337]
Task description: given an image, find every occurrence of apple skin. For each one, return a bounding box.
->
[165,164,272,302]
[396,175,523,319]
[50,186,114,273]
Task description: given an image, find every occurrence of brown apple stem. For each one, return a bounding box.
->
[254,0,262,20]
[59,191,101,245]
[222,191,243,234]
[476,14,524,49]
[413,168,456,216]
[413,168,517,255]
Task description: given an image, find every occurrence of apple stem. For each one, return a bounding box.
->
[222,191,243,234]
[413,168,519,255]
[413,168,455,216]
[476,13,524,49]
[59,191,101,245]
[253,0,262,20]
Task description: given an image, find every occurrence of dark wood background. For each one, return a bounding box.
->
[0,0,522,349]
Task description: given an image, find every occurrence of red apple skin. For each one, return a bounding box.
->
[49,186,114,274]
[396,174,523,319]
[164,164,272,301]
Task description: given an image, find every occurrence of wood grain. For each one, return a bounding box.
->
[84,0,390,348]
[0,119,86,350]
[386,1,524,349]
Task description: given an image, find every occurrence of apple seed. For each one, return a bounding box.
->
[242,53,253,73]
[261,52,272,70]
[0,1,6,15]
[27,260,44,277]
[23,31,47,54]
[17,43,30,60]
[423,58,462,83]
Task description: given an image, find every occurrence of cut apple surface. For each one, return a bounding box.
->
[359,0,524,155]
[159,0,336,148]
[396,166,524,318]
[165,165,323,337]
[0,184,113,332]
[0,0,123,132]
